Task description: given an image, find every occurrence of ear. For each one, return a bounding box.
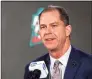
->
[65,25,72,37]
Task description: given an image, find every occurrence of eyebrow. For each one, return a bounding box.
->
[40,24,45,26]
[50,22,59,25]
[40,22,59,26]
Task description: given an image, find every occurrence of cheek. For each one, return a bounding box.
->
[39,31,45,40]
[54,29,66,40]
[40,34,43,40]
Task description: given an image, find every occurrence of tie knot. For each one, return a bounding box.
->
[54,60,61,68]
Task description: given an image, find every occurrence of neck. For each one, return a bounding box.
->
[49,38,71,59]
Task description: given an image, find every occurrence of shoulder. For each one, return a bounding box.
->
[33,53,49,62]
[73,47,92,65]
[75,47,92,60]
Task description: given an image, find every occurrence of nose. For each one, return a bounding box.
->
[45,27,52,34]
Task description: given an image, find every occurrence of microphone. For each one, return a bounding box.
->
[29,69,41,79]
[29,61,48,78]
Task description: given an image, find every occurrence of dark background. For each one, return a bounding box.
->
[2,1,91,79]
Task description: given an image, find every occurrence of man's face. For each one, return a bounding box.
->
[39,10,71,51]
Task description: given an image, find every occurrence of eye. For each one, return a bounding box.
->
[52,24,57,27]
[40,25,46,29]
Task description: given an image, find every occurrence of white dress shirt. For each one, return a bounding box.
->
[50,45,71,79]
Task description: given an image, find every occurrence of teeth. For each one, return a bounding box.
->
[46,38,54,41]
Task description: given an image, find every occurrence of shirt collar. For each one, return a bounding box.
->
[50,45,71,68]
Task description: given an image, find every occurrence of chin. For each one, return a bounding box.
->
[43,41,58,50]
[45,45,57,51]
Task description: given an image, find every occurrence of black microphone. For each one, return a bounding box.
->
[28,69,41,79]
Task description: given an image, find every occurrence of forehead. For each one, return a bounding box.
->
[40,10,61,24]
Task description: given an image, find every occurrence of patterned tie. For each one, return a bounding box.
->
[51,60,62,79]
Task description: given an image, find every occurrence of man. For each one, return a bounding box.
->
[24,5,92,79]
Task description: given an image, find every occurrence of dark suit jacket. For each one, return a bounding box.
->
[24,47,92,79]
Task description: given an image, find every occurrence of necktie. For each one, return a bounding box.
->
[51,60,62,79]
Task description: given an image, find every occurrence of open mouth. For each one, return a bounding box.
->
[45,38,55,41]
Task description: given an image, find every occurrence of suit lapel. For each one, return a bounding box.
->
[64,47,82,79]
